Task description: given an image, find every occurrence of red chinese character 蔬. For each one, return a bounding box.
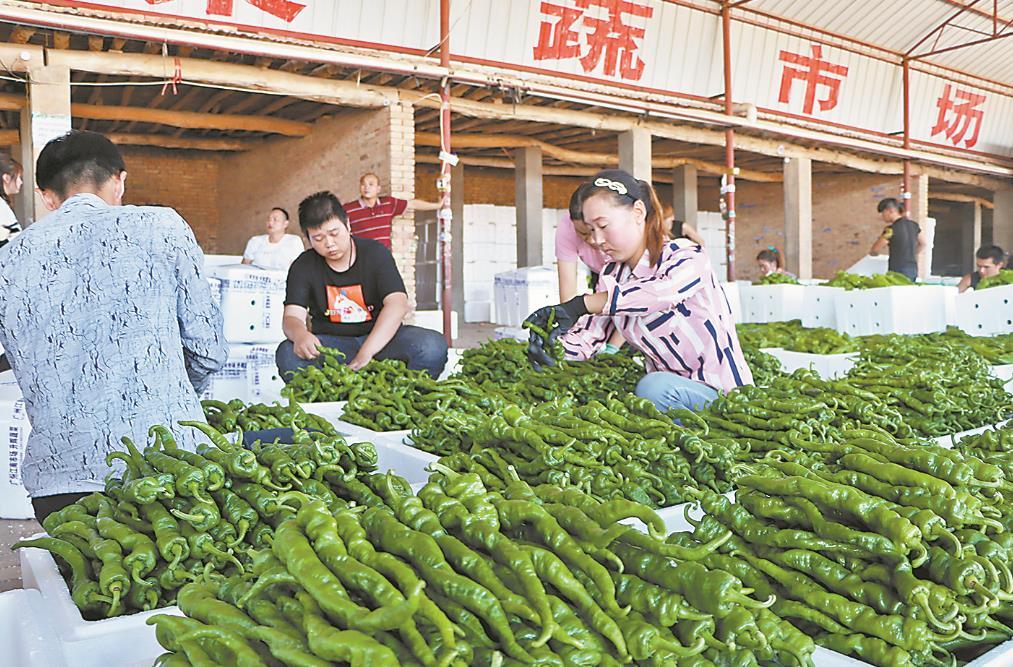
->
[931,83,986,149]
[533,0,654,81]
[146,0,306,22]
[777,44,849,115]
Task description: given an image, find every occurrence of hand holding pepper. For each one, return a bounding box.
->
[523,295,589,369]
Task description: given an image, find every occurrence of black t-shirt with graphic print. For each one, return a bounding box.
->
[284,237,406,338]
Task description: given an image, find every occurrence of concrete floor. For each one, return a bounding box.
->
[0,321,499,594]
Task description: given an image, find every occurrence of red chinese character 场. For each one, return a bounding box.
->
[931,83,986,149]
[150,0,306,22]
[533,0,654,81]
[777,44,849,115]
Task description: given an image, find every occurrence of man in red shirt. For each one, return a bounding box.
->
[344,172,440,248]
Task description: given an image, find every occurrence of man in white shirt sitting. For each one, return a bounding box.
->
[241,207,305,270]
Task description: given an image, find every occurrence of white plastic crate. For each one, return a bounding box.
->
[19,536,182,664]
[207,264,287,344]
[801,286,843,329]
[955,284,1013,337]
[201,344,257,402]
[737,284,806,323]
[0,588,66,667]
[0,395,33,519]
[762,348,858,380]
[835,285,951,336]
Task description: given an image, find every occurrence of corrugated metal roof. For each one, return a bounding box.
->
[729,0,1013,87]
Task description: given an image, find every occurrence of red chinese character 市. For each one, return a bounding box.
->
[931,83,986,149]
[533,0,653,81]
[777,44,849,115]
[150,0,306,22]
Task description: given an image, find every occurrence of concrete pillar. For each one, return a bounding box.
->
[972,202,982,269]
[672,165,698,228]
[618,128,652,182]
[515,146,543,267]
[783,156,812,279]
[908,173,930,278]
[995,189,1013,252]
[451,162,465,315]
[20,64,71,225]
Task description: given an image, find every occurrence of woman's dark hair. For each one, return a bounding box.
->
[877,197,904,214]
[976,245,1006,265]
[36,130,125,199]
[0,153,22,206]
[757,246,784,269]
[298,191,347,236]
[580,169,667,265]
[271,206,290,221]
[568,184,587,222]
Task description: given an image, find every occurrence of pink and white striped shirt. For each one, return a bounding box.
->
[561,239,752,393]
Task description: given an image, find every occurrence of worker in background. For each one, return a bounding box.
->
[0,153,23,249]
[241,206,305,271]
[958,245,1007,292]
[870,197,925,281]
[664,209,705,246]
[756,246,794,277]
[525,169,751,412]
[0,130,227,522]
[277,191,447,380]
[344,172,440,249]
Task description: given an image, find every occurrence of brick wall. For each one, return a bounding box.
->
[217,106,417,301]
[120,146,221,251]
[419,164,898,280]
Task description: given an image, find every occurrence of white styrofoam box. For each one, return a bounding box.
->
[246,344,284,403]
[835,285,951,336]
[719,282,742,323]
[201,344,256,402]
[301,401,346,427]
[511,266,559,327]
[19,535,182,660]
[464,284,492,303]
[737,284,806,323]
[203,253,243,269]
[845,254,889,276]
[372,438,438,486]
[438,348,464,381]
[464,301,492,323]
[206,276,222,304]
[207,264,287,344]
[493,270,518,326]
[964,640,1013,666]
[494,326,528,342]
[0,395,33,519]
[412,309,458,340]
[955,284,1013,337]
[993,365,1013,393]
[0,588,65,667]
[801,286,843,329]
[762,347,858,380]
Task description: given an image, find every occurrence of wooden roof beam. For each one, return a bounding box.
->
[0,128,255,151]
[9,27,35,44]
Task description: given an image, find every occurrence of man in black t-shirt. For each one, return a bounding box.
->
[870,197,925,281]
[276,191,448,380]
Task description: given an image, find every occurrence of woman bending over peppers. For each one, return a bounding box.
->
[524,169,751,412]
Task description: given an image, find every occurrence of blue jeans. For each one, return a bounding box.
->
[635,372,718,412]
[276,325,448,381]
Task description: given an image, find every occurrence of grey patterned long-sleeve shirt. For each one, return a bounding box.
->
[0,193,227,497]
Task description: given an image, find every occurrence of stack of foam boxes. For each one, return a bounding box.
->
[695,211,729,279]
[201,261,288,405]
[493,266,560,327]
[955,284,1012,337]
[0,371,32,519]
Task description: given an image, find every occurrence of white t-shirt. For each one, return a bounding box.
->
[0,198,17,227]
[242,234,305,270]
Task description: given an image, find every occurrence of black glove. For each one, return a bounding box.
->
[524,295,589,369]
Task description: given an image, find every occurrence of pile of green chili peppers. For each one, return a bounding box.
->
[753,273,801,286]
[977,269,1013,290]
[147,468,812,667]
[679,424,1011,667]
[824,271,915,289]
[737,321,858,355]
[202,399,337,436]
[14,420,379,619]
[414,393,740,509]
[282,349,430,404]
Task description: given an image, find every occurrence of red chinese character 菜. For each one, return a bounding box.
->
[777,44,849,115]
[533,0,654,81]
[146,0,306,23]
[931,83,985,149]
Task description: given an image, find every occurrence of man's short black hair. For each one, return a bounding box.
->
[976,244,1006,264]
[36,130,126,199]
[271,206,290,221]
[298,191,347,236]
[877,197,904,214]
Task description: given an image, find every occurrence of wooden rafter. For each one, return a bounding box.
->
[52,32,71,50]
[10,27,35,44]
[87,36,104,52]
[71,103,313,136]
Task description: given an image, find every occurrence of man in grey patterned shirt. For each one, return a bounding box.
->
[0,131,227,521]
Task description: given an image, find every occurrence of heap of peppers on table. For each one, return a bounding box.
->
[12,322,1013,667]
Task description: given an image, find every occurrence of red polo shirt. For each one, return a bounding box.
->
[344,196,408,249]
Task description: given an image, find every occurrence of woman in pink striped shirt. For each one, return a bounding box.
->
[525,169,752,412]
